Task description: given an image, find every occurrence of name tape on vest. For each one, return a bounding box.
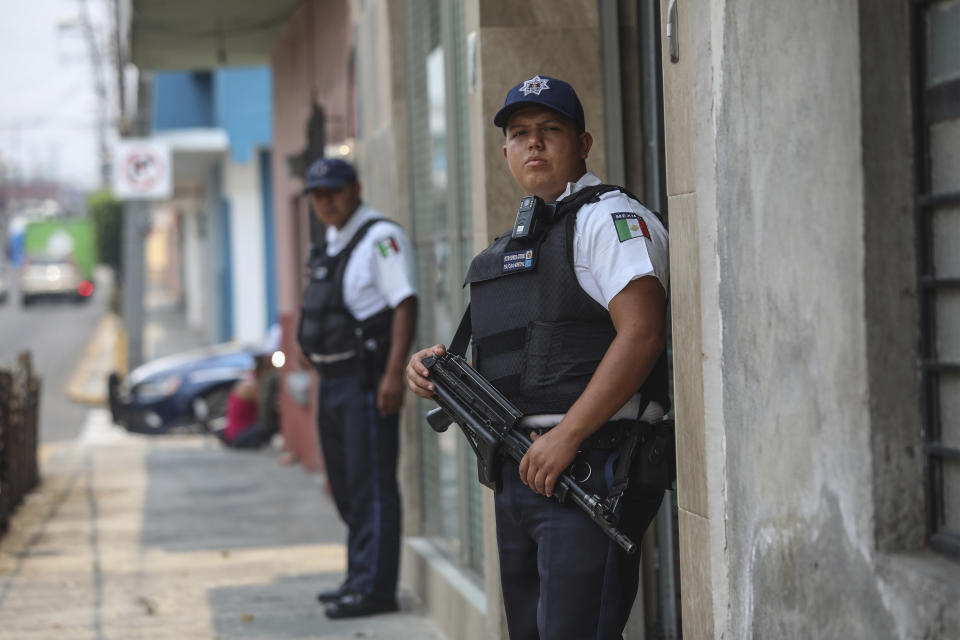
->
[502,248,535,274]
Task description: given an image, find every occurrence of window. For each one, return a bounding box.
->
[915,0,960,557]
[405,0,482,570]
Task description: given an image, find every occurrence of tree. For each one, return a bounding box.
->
[87,189,123,276]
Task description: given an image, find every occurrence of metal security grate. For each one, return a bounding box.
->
[0,353,41,537]
[914,0,960,558]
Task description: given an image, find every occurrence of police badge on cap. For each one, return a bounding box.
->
[493,74,586,132]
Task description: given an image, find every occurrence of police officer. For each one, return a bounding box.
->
[407,75,670,638]
[298,157,417,619]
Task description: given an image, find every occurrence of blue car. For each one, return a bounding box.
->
[108,342,257,434]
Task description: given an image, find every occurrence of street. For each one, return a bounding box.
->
[0,268,449,639]
[0,266,108,443]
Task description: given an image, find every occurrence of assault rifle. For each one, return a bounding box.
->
[422,352,638,554]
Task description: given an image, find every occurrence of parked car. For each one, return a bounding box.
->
[19,255,92,305]
[109,342,258,435]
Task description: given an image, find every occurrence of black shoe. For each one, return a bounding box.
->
[324,593,398,619]
[316,584,349,603]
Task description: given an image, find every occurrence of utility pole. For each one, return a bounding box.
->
[110,0,127,133]
[120,74,154,371]
[75,0,110,188]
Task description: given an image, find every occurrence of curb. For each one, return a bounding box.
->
[65,313,121,406]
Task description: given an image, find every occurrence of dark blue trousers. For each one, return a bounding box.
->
[494,449,664,640]
[316,373,401,600]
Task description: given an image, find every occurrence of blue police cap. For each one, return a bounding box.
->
[493,75,585,132]
[303,157,358,193]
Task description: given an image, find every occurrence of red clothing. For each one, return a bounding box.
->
[224,391,258,442]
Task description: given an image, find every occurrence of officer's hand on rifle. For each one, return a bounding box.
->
[519,425,582,498]
[406,344,446,398]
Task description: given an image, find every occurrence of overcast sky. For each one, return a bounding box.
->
[0,0,114,190]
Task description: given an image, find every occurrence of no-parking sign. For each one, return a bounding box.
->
[112,139,172,200]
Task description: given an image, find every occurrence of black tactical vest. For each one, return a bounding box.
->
[297,217,396,376]
[464,185,670,415]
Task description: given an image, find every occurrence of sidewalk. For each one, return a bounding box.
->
[0,290,449,639]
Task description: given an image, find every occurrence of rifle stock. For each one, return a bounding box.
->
[422,352,638,555]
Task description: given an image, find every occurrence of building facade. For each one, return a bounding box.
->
[149,68,276,348]
[128,0,960,637]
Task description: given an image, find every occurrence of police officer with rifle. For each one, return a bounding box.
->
[407,75,672,639]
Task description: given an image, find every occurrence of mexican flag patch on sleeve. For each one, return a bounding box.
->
[611,212,651,242]
[376,237,401,258]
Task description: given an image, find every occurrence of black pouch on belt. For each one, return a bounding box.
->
[631,420,676,492]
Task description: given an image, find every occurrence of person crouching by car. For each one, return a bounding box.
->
[219,328,281,449]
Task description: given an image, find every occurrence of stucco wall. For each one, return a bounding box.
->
[715,1,877,635]
[664,0,960,636]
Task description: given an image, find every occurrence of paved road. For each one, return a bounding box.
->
[0,265,108,443]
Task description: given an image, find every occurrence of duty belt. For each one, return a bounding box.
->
[525,419,640,450]
[309,350,359,378]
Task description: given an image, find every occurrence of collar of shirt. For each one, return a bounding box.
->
[557,171,602,201]
[324,203,378,255]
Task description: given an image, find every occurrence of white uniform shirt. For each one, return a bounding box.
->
[521,172,669,427]
[565,172,669,308]
[324,203,418,321]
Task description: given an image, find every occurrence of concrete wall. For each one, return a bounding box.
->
[715,1,877,635]
[224,160,267,343]
[662,0,960,637]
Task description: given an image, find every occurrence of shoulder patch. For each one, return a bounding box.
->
[611,212,650,242]
[376,236,401,258]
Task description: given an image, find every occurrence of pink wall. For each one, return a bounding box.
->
[270,0,355,473]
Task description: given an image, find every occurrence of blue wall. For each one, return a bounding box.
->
[152,67,272,165]
[152,72,214,130]
[149,67,272,344]
[213,67,273,164]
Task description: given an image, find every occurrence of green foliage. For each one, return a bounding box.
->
[87,189,124,278]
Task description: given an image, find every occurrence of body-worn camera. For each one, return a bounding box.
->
[511,196,558,241]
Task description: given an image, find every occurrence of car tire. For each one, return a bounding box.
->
[192,385,232,433]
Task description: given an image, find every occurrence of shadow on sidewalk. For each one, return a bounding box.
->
[139,444,341,553]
